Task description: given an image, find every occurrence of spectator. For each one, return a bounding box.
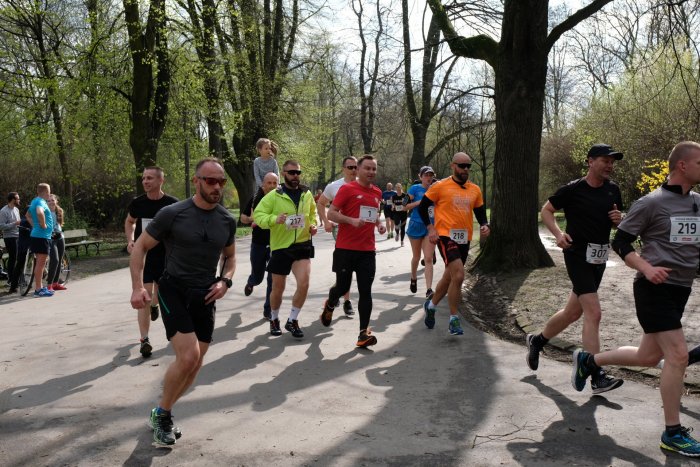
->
[253,138,280,189]
[47,194,67,291]
[0,192,21,285]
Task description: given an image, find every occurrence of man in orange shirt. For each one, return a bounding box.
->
[417,152,490,335]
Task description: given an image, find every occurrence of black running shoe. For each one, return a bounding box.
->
[270,319,282,336]
[320,300,334,327]
[410,278,417,294]
[285,319,304,338]
[526,333,540,371]
[149,408,176,445]
[150,305,159,321]
[591,369,624,394]
[148,408,182,440]
[425,288,434,300]
[356,329,377,348]
[140,337,152,358]
[244,283,253,296]
[343,300,355,316]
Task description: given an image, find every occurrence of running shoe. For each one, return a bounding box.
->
[33,287,54,297]
[284,319,304,338]
[356,329,377,348]
[51,282,67,291]
[591,369,624,394]
[148,408,182,440]
[448,316,464,335]
[525,333,540,371]
[140,337,152,358]
[244,283,253,296]
[424,300,435,329]
[571,349,592,392]
[269,318,282,336]
[343,300,355,316]
[150,304,160,321]
[410,278,417,294]
[149,408,176,446]
[661,426,700,457]
[320,300,334,327]
[425,288,434,301]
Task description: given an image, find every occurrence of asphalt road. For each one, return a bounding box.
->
[1,231,698,466]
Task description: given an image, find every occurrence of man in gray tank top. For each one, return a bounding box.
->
[570,141,700,457]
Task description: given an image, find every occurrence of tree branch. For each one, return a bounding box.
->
[546,0,613,52]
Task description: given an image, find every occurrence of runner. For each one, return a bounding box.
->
[125,166,178,358]
[315,156,358,316]
[526,143,624,394]
[240,172,278,319]
[406,166,436,298]
[254,160,317,338]
[418,152,490,335]
[571,141,700,456]
[391,183,409,247]
[130,157,236,446]
[382,182,396,239]
[320,155,386,347]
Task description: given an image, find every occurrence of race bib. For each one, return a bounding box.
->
[394,205,405,212]
[586,243,610,264]
[449,229,468,244]
[428,206,435,219]
[670,216,700,243]
[285,214,305,230]
[359,205,378,223]
[385,199,393,206]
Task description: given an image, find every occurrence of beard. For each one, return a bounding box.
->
[284,176,300,189]
[453,171,469,184]
[200,188,221,204]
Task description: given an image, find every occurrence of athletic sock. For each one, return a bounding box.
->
[271,309,279,321]
[666,424,682,436]
[689,345,700,365]
[532,333,548,349]
[156,407,170,416]
[289,306,301,321]
[585,353,599,372]
[449,314,458,321]
[427,300,436,310]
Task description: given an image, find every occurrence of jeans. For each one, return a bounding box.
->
[247,242,272,313]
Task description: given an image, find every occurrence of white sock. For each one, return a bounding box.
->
[289,306,301,321]
[450,314,458,321]
[428,300,436,310]
[271,309,279,320]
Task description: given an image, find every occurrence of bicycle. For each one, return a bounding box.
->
[20,248,70,296]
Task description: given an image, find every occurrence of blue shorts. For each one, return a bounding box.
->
[406,219,428,239]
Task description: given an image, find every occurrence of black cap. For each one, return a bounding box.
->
[587,144,623,161]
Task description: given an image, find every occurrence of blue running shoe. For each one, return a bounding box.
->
[33,287,54,297]
[661,426,700,457]
[448,316,464,335]
[571,349,592,392]
[424,300,435,329]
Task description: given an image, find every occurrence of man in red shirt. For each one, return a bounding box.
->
[319,155,386,347]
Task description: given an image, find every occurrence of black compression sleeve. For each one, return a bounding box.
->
[612,228,637,260]
[474,205,488,226]
[418,196,434,225]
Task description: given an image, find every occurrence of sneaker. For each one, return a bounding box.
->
[148,408,182,440]
[591,369,624,394]
[424,300,435,329]
[140,337,153,358]
[51,282,67,291]
[571,349,593,392]
[356,329,377,348]
[244,283,253,296]
[284,319,304,338]
[33,287,54,297]
[270,319,282,336]
[525,333,540,371]
[661,426,700,457]
[320,300,334,327]
[410,278,417,294]
[425,288,434,301]
[148,408,176,446]
[47,285,54,291]
[448,316,464,335]
[343,300,355,316]
[150,304,160,321]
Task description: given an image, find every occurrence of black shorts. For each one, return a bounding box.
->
[633,277,691,334]
[158,274,216,343]
[564,252,606,296]
[30,237,51,255]
[143,251,166,284]
[383,206,393,219]
[267,241,314,276]
[437,236,470,265]
[332,248,376,275]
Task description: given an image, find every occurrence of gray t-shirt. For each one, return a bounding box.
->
[253,157,280,188]
[0,205,20,238]
[146,198,236,288]
[618,185,700,287]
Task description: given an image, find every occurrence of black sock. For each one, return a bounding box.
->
[666,424,682,436]
[585,354,599,372]
[533,333,548,349]
[689,346,700,365]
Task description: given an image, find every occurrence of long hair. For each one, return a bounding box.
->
[51,194,64,226]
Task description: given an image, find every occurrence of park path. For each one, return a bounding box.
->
[0,231,697,466]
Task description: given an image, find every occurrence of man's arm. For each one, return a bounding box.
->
[541,201,571,249]
[328,204,364,228]
[124,214,137,253]
[206,242,236,304]
[316,193,334,233]
[129,231,159,309]
[36,206,47,229]
[252,191,278,229]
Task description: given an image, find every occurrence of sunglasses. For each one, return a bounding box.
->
[286,170,302,176]
[198,176,227,186]
[344,165,357,170]
[455,163,472,169]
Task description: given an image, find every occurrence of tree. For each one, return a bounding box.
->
[427,0,614,271]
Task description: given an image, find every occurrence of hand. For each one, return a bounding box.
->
[480,224,491,238]
[642,265,672,284]
[205,281,228,304]
[310,224,318,236]
[427,226,439,245]
[251,222,258,228]
[276,213,288,224]
[324,222,335,233]
[130,288,151,309]
[608,203,622,226]
[377,223,386,235]
[126,241,135,254]
[555,233,573,250]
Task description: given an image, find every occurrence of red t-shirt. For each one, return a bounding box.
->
[332,181,382,251]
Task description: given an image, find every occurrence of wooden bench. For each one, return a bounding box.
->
[63,229,102,257]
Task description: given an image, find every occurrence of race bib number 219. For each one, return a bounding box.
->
[670,217,700,243]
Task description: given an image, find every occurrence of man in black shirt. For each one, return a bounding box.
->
[526,144,625,395]
[125,166,178,357]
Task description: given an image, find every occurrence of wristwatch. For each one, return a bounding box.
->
[218,277,233,288]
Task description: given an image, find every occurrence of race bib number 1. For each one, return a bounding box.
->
[285,214,305,230]
[670,217,700,243]
[359,205,378,223]
[586,243,610,264]
[449,229,468,244]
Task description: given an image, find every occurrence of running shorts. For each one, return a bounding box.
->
[29,237,51,255]
[437,236,470,265]
[267,241,314,276]
[633,277,690,334]
[158,274,216,343]
[564,252,605,296]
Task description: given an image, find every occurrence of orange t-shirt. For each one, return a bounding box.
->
[424,177,484,240]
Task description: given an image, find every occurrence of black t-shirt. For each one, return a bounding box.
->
[242,189,270,245]
[128,193,179,258]
[391,193,410,218]
[549,178,624,255]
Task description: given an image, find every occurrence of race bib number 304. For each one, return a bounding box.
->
[586,243,610,264]
[670,217,700,243]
